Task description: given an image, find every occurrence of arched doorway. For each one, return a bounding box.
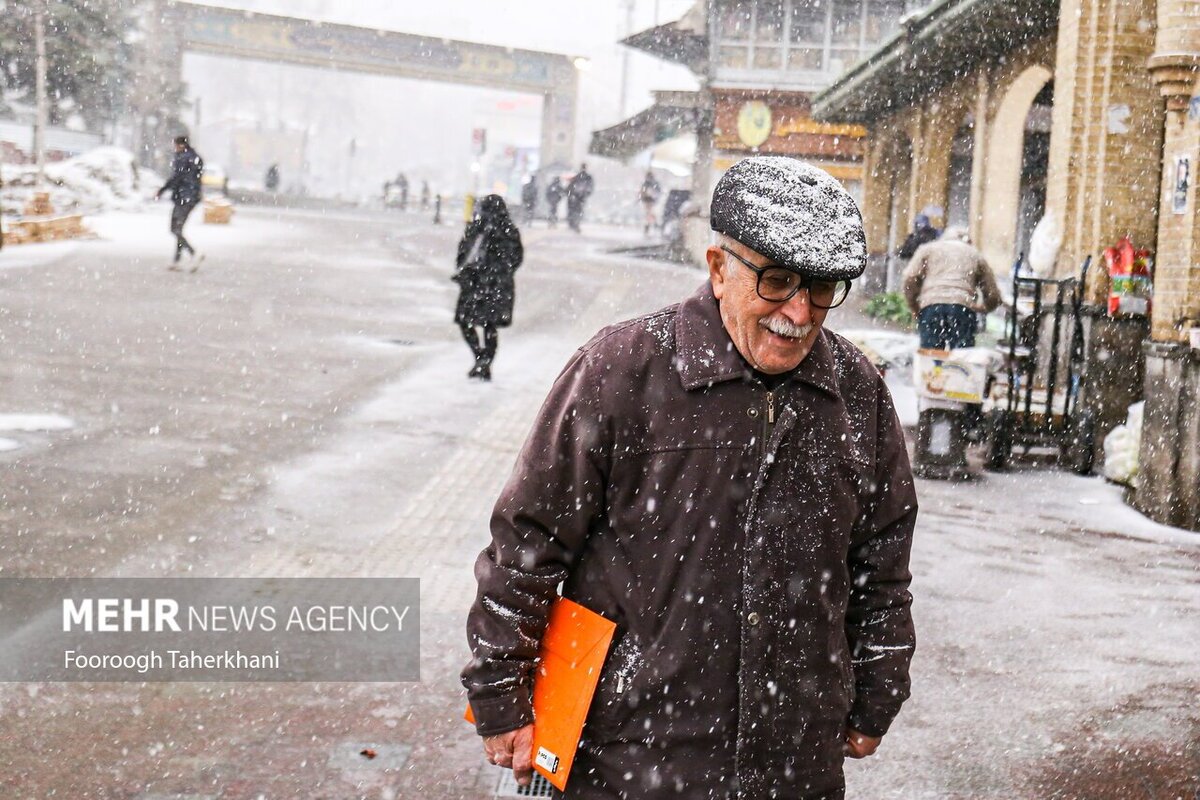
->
[1014,82,1053,260]
[980,65,1054,272]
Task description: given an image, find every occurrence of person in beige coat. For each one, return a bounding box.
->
[902,226,1002,349]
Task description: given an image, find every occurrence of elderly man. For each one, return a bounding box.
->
[463,156,918,799]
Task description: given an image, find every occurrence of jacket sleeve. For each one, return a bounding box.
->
[845,378,917,738]
[977,257,1003,312]
[159,157,181,195]
[461,349,608,736]
[901,250,927,316]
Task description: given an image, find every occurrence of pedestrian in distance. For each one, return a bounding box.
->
[155,135,205,273]
[520,174,539,224]
[902,225,1002,349]
[565,162,594,233]
[452,194,523,381]
[896,212,940,260]
[544,175,565,228]
[639,169,662,236]
[264,163,280,192]
[420,180,431,211]
[463,156,918,797]
[396,173,409,211]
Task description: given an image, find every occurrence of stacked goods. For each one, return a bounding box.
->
[24,192,55,216]
[1103,236,1153,317]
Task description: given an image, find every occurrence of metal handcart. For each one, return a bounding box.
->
[986,256,1096,473]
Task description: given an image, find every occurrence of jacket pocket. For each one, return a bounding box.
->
[585,631,648,742]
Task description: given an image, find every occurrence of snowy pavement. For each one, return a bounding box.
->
[0,206,1196,798]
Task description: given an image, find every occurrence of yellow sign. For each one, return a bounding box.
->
[773,118,867,139]
[737,101,773,148]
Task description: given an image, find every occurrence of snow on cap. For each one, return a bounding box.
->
[710,156,867,281]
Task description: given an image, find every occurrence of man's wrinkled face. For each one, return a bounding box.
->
[707,236,828,375]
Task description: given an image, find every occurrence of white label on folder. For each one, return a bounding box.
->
[536,747,560,774]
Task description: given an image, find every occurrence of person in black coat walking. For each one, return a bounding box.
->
[156,136,205,271]
[544,176,565,228]
[566,163,594,232]
[453,195,523,380]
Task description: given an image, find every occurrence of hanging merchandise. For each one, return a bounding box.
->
[1103,236,1153,316]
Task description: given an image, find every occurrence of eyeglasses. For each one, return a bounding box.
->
[720,246,851,309]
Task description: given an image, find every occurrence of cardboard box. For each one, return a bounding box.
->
[913,349,989,404]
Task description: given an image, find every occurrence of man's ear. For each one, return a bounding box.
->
[706,246,727,300]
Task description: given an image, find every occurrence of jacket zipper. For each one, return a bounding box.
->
[761,390,776,461]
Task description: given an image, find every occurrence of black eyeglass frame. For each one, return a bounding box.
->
[719,245,852,309]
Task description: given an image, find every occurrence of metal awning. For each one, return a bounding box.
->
[812,0,1059,124]
[620,2,708,74]
[589,97,700,161]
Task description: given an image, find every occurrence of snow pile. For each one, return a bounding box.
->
[1102,401,1143,487]
[1,146,161,216]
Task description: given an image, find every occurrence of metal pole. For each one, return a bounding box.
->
[33,0,48,185]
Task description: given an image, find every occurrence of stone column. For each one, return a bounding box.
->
[1134,0,1200,531]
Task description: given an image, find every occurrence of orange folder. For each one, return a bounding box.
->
[465,596,616,791]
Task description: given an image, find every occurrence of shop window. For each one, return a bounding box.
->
[865,0,906,43]
[787,46,824,70]
[719,45,751,68]
[830,0,863,45]
[756,0,786,42]
[720,0,753,40]
[828,48,860,72]
[788,0,828,44]
[754,46,784,69]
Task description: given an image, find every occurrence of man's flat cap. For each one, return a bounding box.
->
[710,156,867,281]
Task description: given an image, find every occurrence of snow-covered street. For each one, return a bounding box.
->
[1,207,1197,798]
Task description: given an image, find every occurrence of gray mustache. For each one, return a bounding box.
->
[760,315,813,340]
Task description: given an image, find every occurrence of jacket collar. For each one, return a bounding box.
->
[673,282,841,399]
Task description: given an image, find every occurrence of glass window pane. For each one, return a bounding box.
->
[788,0,828,45]
[865,0,905,43]
[787,46,824,70]
[719,45,750,68]
[719,0,753,40]
[753,46,783,69]
[827,48,861,72]
[756,0,786,42]
[831,0,862,45]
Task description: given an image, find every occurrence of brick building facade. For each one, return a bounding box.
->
[814,0,1200,530]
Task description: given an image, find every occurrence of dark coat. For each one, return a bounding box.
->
[453,196,523,327]
[546,179,565,206]
[567,170,594,204]
[897,219,939,259]
[160,147,204,206]
[463,283,918,798]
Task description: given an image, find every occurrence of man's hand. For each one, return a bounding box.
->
[482,724,535,786]
[843,727,882,759]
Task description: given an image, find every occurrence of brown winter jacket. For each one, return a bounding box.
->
[463,283,918,799]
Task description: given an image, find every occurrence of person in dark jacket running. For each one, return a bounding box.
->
[452,195,523,380]
[544,176,565,228]
[565,163,594,232]
[464,157,916,797]
[156,136,204,272]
